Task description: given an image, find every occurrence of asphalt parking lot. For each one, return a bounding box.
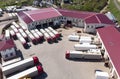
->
[13,27,109,79]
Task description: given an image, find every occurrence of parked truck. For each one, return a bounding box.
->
[10,30,16,39]
[12,22,20,29]
[10,25,19,33]
[19,23,27,31]
[30,30,40,43]
[65,50,84,59]
[2,57,39,76]
[44,32,51,43]
[5,30,10,40]
[7,65,43,79]
[34,29,44,41]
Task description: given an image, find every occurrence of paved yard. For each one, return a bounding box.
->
[10,27,109,79]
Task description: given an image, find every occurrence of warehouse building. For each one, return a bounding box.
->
[17,7,115,33]
[97,26,120,79]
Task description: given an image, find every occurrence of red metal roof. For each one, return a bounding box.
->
[18,7,62,24]
[97,26,120,77]
[57,8,95,19]
[18,12,33,24]
[0,39,15,51]
[85,13,114,25]
[18,8,114,25]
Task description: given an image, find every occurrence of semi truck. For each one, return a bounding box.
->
[10,30,16,39]
[44,32,51,43]
[2,57,39,76]
[34,29,44,41]
[7,65,43,79]
[66,49,102,60]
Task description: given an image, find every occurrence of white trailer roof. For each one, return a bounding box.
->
[19,37,26,43]
[40,29,46,34]
[45,28,50,33]
[25,30,31,35]
[16,33,22,38]
[12,22,20,29]
[5,30,10,38]
[49,32,55,37]
[19,23,27,30]
[18,29,24,33]
[10,30,15,35]
[34,29,43,36]
[44,33,50,38]
[48,27,54,31]
[28,34,35,40]
[75,44,97,48]
[7,66,38,79]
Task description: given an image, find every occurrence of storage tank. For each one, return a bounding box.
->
[66,50,84,59]
[7,65,43,79]
[2,57,39,76]
[44,33,51,42]
[68,35,80,41]
[74,43,97,51]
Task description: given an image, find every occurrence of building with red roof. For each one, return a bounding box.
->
[97,26,120,79]
[17,7,115,33]
[0,39,16,61]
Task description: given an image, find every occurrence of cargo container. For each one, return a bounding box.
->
[68,35,80,41]
[10,30,16,39]
[48,27,54,31]
[12,22,20,29]
[10,25,18,33]
[65,50,84,59]
[40,29,46,34]
[5,30,10,40]
[30,30,40,43]
[2,57,39,76]
[79,36,92,44]
[95,71,109,79]
[28,33,37,44]
[34,29,44,41]
[44,33,51,42]
[74,43,97,51]
[19,23,27,31]
[7,66,43,79]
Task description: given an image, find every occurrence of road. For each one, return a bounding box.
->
[113,0,120,11]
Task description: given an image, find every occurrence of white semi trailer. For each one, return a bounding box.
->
[74,43,97,51]
[2,57,39,76]
[7,65,43,79]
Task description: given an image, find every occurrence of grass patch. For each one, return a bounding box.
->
[107,0,120,24]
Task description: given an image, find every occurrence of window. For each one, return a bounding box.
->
[5,54,8,58]
[10,53,13,56]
